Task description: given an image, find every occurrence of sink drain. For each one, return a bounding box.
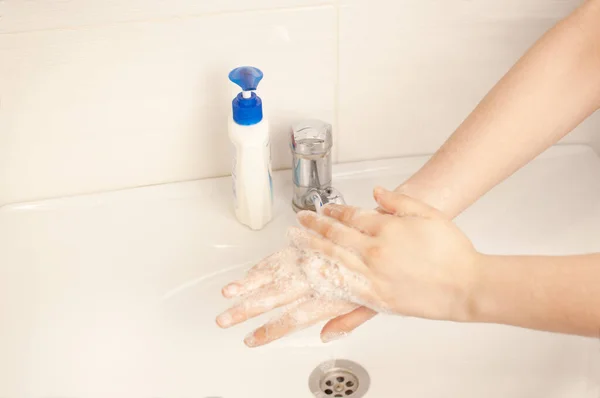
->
[309,359,370,398]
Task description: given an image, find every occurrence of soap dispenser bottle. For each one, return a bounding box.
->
[228,66,273,230]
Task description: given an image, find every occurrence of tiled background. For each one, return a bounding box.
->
[1,0,598,206]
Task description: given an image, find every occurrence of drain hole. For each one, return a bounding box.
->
[309,359,370,398]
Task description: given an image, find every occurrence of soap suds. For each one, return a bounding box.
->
[288,221,370,268]
[223,226,394,346]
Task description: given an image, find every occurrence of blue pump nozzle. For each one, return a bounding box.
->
[229,66,264,126]
[229,66,264,92]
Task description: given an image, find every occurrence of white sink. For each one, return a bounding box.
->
[1,145,600,398]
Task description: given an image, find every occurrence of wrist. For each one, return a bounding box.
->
[463,253,506,325]
[449,252,486,323]
[394,182,461,219]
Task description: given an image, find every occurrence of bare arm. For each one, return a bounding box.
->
[320,0,600,337]
[474,253,600,336]
[299,190,600,338]
[398,0,600,218]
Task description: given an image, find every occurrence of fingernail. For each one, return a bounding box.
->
[321,331,349,343]
[373,186,388,196]
[223,283,240,297]
[374,187,391,203]
[216,313,232,328]
[244,332,257,347]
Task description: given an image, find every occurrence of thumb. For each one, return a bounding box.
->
[320,306,377,343]
[373,187,443,219]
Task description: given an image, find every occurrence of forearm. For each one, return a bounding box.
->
[398,0,600,218]
[470,253,600,336]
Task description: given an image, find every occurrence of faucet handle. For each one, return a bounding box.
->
[290,120,333,157]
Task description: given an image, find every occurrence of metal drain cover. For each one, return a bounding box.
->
[309,359,370,398]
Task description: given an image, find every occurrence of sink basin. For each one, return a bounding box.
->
[1,145,600,397]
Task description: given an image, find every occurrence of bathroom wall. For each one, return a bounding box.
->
[1,0,598,206]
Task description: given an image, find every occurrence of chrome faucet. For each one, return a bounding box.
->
[290,120,345,212]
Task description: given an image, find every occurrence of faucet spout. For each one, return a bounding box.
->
[290,120,345,212]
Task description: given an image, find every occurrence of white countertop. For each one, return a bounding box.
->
[1,145,600,398]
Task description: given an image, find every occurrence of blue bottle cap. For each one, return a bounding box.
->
[229,66,264,126]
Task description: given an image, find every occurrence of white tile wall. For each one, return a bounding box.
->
[0,0,330,33]
[0,5,336,205]
[0,0,597,206]
[337,0,598,162]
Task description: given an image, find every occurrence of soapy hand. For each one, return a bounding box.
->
[217,187,480,346]
[215,246,360,347]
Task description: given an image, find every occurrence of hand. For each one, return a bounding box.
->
[295,187,481,321]
[299,186,461,343]
[216,246,359,347]
[217,191,474,346]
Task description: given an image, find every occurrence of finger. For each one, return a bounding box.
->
[244,299,358,347]
[286,228,379,305]
[286,227,370,275]
[222,269,272,298]
[216,278,310,329]
[296,210,374,252]
[221,247,300,298]
[297,250,381,309]
[375,206,391,214]
[373,187,443,219]
[320,306,377,342]
[319,204,388,236]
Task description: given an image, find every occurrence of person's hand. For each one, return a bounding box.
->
[307,186,451,343]
[295,187,481,321]
[215,245,360,347]
[217,187,480,347]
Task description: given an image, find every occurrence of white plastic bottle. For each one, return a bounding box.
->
[228,66,273,230]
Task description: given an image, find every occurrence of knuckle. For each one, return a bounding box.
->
[252,327,267,343]
[342,207,362,224]
[365,244,386,260]
[340,208,356,223]
[337,318,358,333]
[231,307,248,323]
[320,221,336,239]
[335,314,368,333]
